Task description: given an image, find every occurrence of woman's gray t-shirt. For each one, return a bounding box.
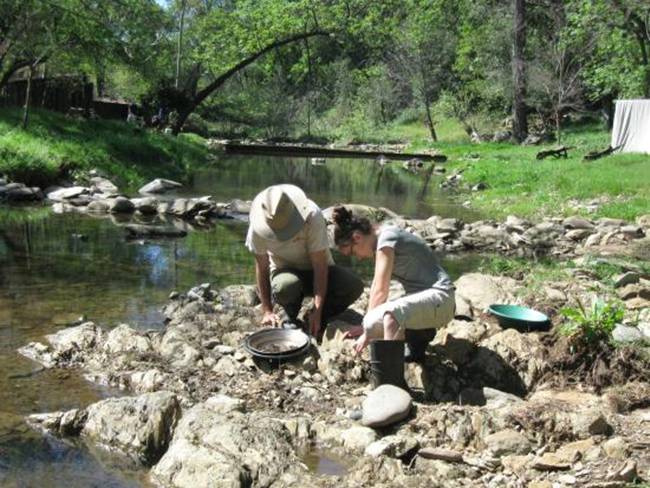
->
[376,226,453,294]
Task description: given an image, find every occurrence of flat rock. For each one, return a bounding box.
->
[563,216,594,230]
[361,384,412,428]
[139,178,183,194]
[484,429,532,456]
[364,434,418,458]
[531,453,571,471]
[46,186,89,201]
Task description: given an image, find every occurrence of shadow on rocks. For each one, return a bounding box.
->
[406,337,528,404]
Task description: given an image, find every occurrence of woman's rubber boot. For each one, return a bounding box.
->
[404,328,436,363]
[369,339,408,390]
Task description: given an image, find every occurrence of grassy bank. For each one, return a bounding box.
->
[0,108,209,190]
[379,119,649,221]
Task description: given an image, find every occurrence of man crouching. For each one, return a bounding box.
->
[246,184,364,337]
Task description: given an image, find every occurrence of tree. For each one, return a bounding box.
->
[512,0,528,142]
[388,0,459,142]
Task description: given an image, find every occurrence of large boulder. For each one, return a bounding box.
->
[46,186,90,201]
[139,178,183,194]
[151,397,300,487]
[82,391,180,465]
[455,273,518,314]
[102,323,153,355]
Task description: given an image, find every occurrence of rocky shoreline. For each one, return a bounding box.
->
[2,174,648,259]
[19,265,650,487]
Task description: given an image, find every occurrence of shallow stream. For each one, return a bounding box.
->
[0,154,481,486]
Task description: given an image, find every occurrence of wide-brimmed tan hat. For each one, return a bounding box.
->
[250,184,311,241]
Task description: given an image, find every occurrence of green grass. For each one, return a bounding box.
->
[0,108,210,190]
[334,117,649,221]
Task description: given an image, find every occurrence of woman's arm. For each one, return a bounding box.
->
[367,247,394,311]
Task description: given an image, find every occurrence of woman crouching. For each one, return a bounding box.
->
[332,206,455,370]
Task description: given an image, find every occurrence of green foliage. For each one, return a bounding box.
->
[0,108,208,189]
[560,298,624,345]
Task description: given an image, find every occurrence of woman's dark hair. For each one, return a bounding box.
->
[331,206,372,245]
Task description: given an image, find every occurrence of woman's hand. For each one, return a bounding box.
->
[343,325,364,339]
[353,332,370,356]
[261,310,281,327]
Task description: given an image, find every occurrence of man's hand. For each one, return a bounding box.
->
[353,332,370,356]
[261,310,281,327]
[308,308,322,337]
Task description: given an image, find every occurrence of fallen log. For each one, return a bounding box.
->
[536,146,571,160]
[584,145,620,161]
[124,224,187,239]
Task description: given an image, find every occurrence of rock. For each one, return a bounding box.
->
[204,394,244,414]
[361,385,412,428]
[484,429,532,456]
[454,273,518,313]
[151,400,299,487]
[108,197,135,213]
[131,197,159,214]
[28,408,88,437]
[87,199,110,213]
[603,436,628,460]
[558,474,577,485]
[158,329,201,369]
[46,186,89,201]
[562,216,594,230]
[103,324,152,355]
[82,391,180,466]
[554,438,597,463]
[471,182,489,192]
[139,178,183,194]
[625,297,650,310]
[6,186,43,202]
[531,453,571,471]
[130,369,168,393]
[614,272,640,288]
[418,447,464,463]
[20,322,101,367]
[341,426,380,452]
[619,225,644,238]
[364,435,419,458]
[639,322,650,340]
[89,176,118,194]
[611,324,643,343]
[610,460,637,482]
[618,283,650,301]
[569,410,613,437]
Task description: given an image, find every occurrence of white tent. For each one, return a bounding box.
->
[611,99,650,154]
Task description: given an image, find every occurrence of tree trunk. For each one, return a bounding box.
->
[512,0,528,143]
[22,65,34,129]
[175,0,187,89]
[424,99,438,142]
[172,30,330,135]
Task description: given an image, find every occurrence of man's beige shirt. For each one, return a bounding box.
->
[246,200,334,271]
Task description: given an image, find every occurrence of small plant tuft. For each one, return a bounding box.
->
[559,297,624,346]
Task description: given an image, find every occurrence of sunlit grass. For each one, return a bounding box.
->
[0,108,209,190]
